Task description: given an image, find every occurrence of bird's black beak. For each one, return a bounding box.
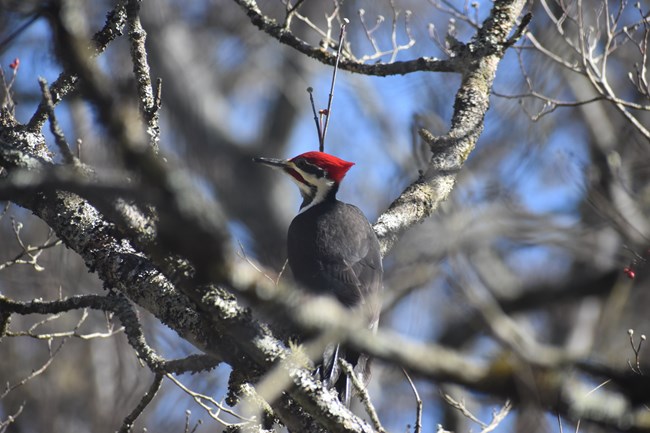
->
[253,156,290,169]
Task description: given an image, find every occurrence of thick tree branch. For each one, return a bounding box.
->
[3,3,372,421]
[374,0,528,255]
[438,270,620,347]
[48,4,232,285]
[228,251,650,432]
[1,109,373,433]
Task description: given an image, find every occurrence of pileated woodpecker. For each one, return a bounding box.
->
[253,151,383,404]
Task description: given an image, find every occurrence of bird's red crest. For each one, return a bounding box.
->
[291,151,355,184]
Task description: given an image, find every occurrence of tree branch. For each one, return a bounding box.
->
[126,0,161,151]
[374,0,529,255]
[27,0,130,131]
[0,293,220,375]
[232,0,458,76]
[1,105,374,433]
[118,373,164,433]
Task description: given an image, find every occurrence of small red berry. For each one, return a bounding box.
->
[9,58,19,70]
[623,267,635,279]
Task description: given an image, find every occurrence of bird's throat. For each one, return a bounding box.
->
[299,182,339,213]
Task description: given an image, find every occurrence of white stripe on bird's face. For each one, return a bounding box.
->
[286,164,335,212]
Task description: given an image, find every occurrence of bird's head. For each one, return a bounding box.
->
[253,151,354,211]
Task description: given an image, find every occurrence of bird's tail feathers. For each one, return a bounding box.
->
[320,343,372,407]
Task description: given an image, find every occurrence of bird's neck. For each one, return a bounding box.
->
[299,182,339,213]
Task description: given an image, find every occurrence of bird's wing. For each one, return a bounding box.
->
[320,213,383,318]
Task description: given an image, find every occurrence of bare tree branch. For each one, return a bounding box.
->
[118,373,163,433]
[374,0,529,255]
[0,293,221,375]
[126,0,161,152]
[233,0,458,76]
[27,0,130,131]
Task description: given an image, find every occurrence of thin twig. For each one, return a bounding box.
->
[0,63,19,110]
[166,373,253,426]
[403,368,422,433]
[37,78,76,164]
[5,328,124,340]
[307,87,323,150]
[441,392,487,427]
[339,359,386,433]
[118,373,164,433]
[0,220,62,272]
[321,20,348,152]
[182,410,203,433]
[0,403,24,433]
[442,392,511,432]
[585,379,611,396]
[428,0,480,28]
[480,400,512,433]
[237,241,279,287]
[0,293,219,375]
[357,5,416,64]
[627,328,646,374]
[0,13,40,53]
[0,335,69,398]
[275,259,289,286]
[359,9,384,55]
[284,0,306,28]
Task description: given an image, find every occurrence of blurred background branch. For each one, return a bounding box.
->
[0,0,649,432]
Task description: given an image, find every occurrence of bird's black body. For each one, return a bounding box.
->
[288,197,382,401]
[253,151,383,405]
[288,198,382,320]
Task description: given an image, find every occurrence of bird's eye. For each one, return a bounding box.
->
[295,159,325,178]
